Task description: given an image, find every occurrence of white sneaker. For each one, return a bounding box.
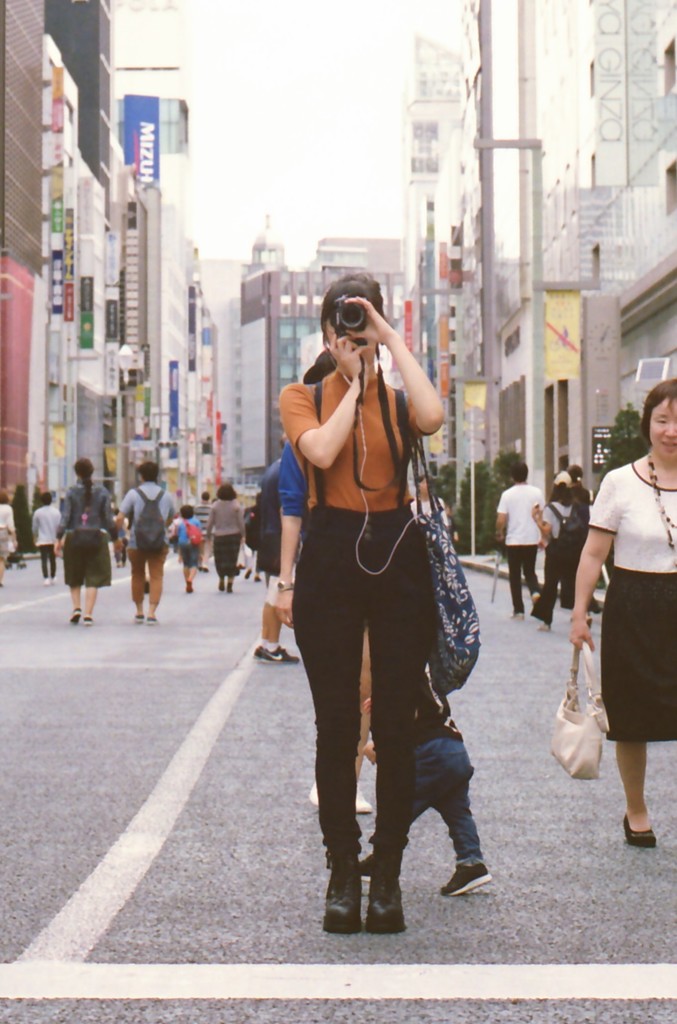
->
[355,789,373,814]
[537,623,551,632]
[50,578,56,585]
[309,781,373,814]
[43,579,51,587]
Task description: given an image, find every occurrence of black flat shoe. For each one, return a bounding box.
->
[69,609,81,624]
[623,815,656,848]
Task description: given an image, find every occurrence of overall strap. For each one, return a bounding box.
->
[546,502,566,523]
[394,389,410,507]
[306,382,325,508]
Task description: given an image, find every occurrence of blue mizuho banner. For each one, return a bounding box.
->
[123,95,160,185]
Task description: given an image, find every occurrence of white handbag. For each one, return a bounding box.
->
[551,642,609,780]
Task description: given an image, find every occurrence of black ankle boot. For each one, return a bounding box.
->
[365,850,405,933]
[323,853,361,934]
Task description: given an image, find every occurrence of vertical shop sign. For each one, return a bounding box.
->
[169,360,179,440]
[188,286,197,372]
[63,207,75,322]
[123,95,161,184]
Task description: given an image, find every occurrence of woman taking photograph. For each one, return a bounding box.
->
[280,273,443,934]
[570,378,677,847]
[55,458,117,625]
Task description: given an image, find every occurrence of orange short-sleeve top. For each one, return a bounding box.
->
[279,371,419,512]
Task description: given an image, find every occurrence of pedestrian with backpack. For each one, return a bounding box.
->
[118,462,175,624]
[176,504,203,593]
[531,471,588,631]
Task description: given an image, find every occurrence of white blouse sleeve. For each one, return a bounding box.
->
[589,471,621,533]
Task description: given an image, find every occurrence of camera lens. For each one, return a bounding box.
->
[335,298,367,333]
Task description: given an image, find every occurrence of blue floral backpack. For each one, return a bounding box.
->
[409,435,481,695]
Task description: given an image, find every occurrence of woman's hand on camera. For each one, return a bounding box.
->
[343,297,396,348]
[332,334,366,381]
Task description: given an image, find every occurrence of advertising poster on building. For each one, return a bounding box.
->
[169,360,179,440]
[464,381,487,411]
[545,290,581,380]
[51,424,66,459]
[123,95,160,185]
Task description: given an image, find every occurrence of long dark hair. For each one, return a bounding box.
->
[74,457,94,507]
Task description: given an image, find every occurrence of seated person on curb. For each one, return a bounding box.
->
[360,675,491,897]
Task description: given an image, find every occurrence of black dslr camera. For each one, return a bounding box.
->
[331,295,368,344]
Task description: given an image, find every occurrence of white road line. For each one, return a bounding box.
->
[17,643,258,964]
[1,963,676,1001]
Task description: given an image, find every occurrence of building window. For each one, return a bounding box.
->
[592,244,601,281]
[591,153,596,188]
[667,161,677,215]
[411,121,439,174]
[589,60,595,97]
[665,40,676,94]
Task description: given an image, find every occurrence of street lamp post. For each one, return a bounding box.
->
[474,137,545,492]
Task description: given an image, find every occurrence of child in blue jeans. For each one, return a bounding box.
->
[361,676,491,896]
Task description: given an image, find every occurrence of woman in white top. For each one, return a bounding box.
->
[570,378,677,848]
[0,490,17,587]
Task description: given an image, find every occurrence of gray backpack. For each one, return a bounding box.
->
[134,488,166,551]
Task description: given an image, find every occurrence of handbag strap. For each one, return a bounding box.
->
[580,642,602,699]
[409,432,443,518]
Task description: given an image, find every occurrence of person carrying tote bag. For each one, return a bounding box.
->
[551,642,608,780]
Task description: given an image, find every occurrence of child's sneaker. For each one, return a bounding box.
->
[440,863,491,896]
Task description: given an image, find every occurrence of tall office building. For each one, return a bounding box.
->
[44,0,113,218]
[115,0,194,495]
[0,0,44,489]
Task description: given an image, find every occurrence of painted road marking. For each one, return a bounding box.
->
[18,643,257,963]
[0,962,676,1001]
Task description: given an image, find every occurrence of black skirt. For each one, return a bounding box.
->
[601,567,677,742]
[212,534,241,579]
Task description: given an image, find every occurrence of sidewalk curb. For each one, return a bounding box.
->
[459,555,606,607]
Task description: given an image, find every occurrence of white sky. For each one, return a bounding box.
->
[189,0,461,267]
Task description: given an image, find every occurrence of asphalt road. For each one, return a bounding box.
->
[0,551,675,1023]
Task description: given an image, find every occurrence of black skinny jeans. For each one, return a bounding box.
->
[39,544,56,579]
[531,542,577,625]
[293,506,435,859]
[506,544,540,613]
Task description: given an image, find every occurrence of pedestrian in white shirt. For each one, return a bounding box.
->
[32,492,62,585]
[495,461,544,619]
[0,489,17,587]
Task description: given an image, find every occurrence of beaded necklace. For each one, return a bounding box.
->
[647,456,677,565]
